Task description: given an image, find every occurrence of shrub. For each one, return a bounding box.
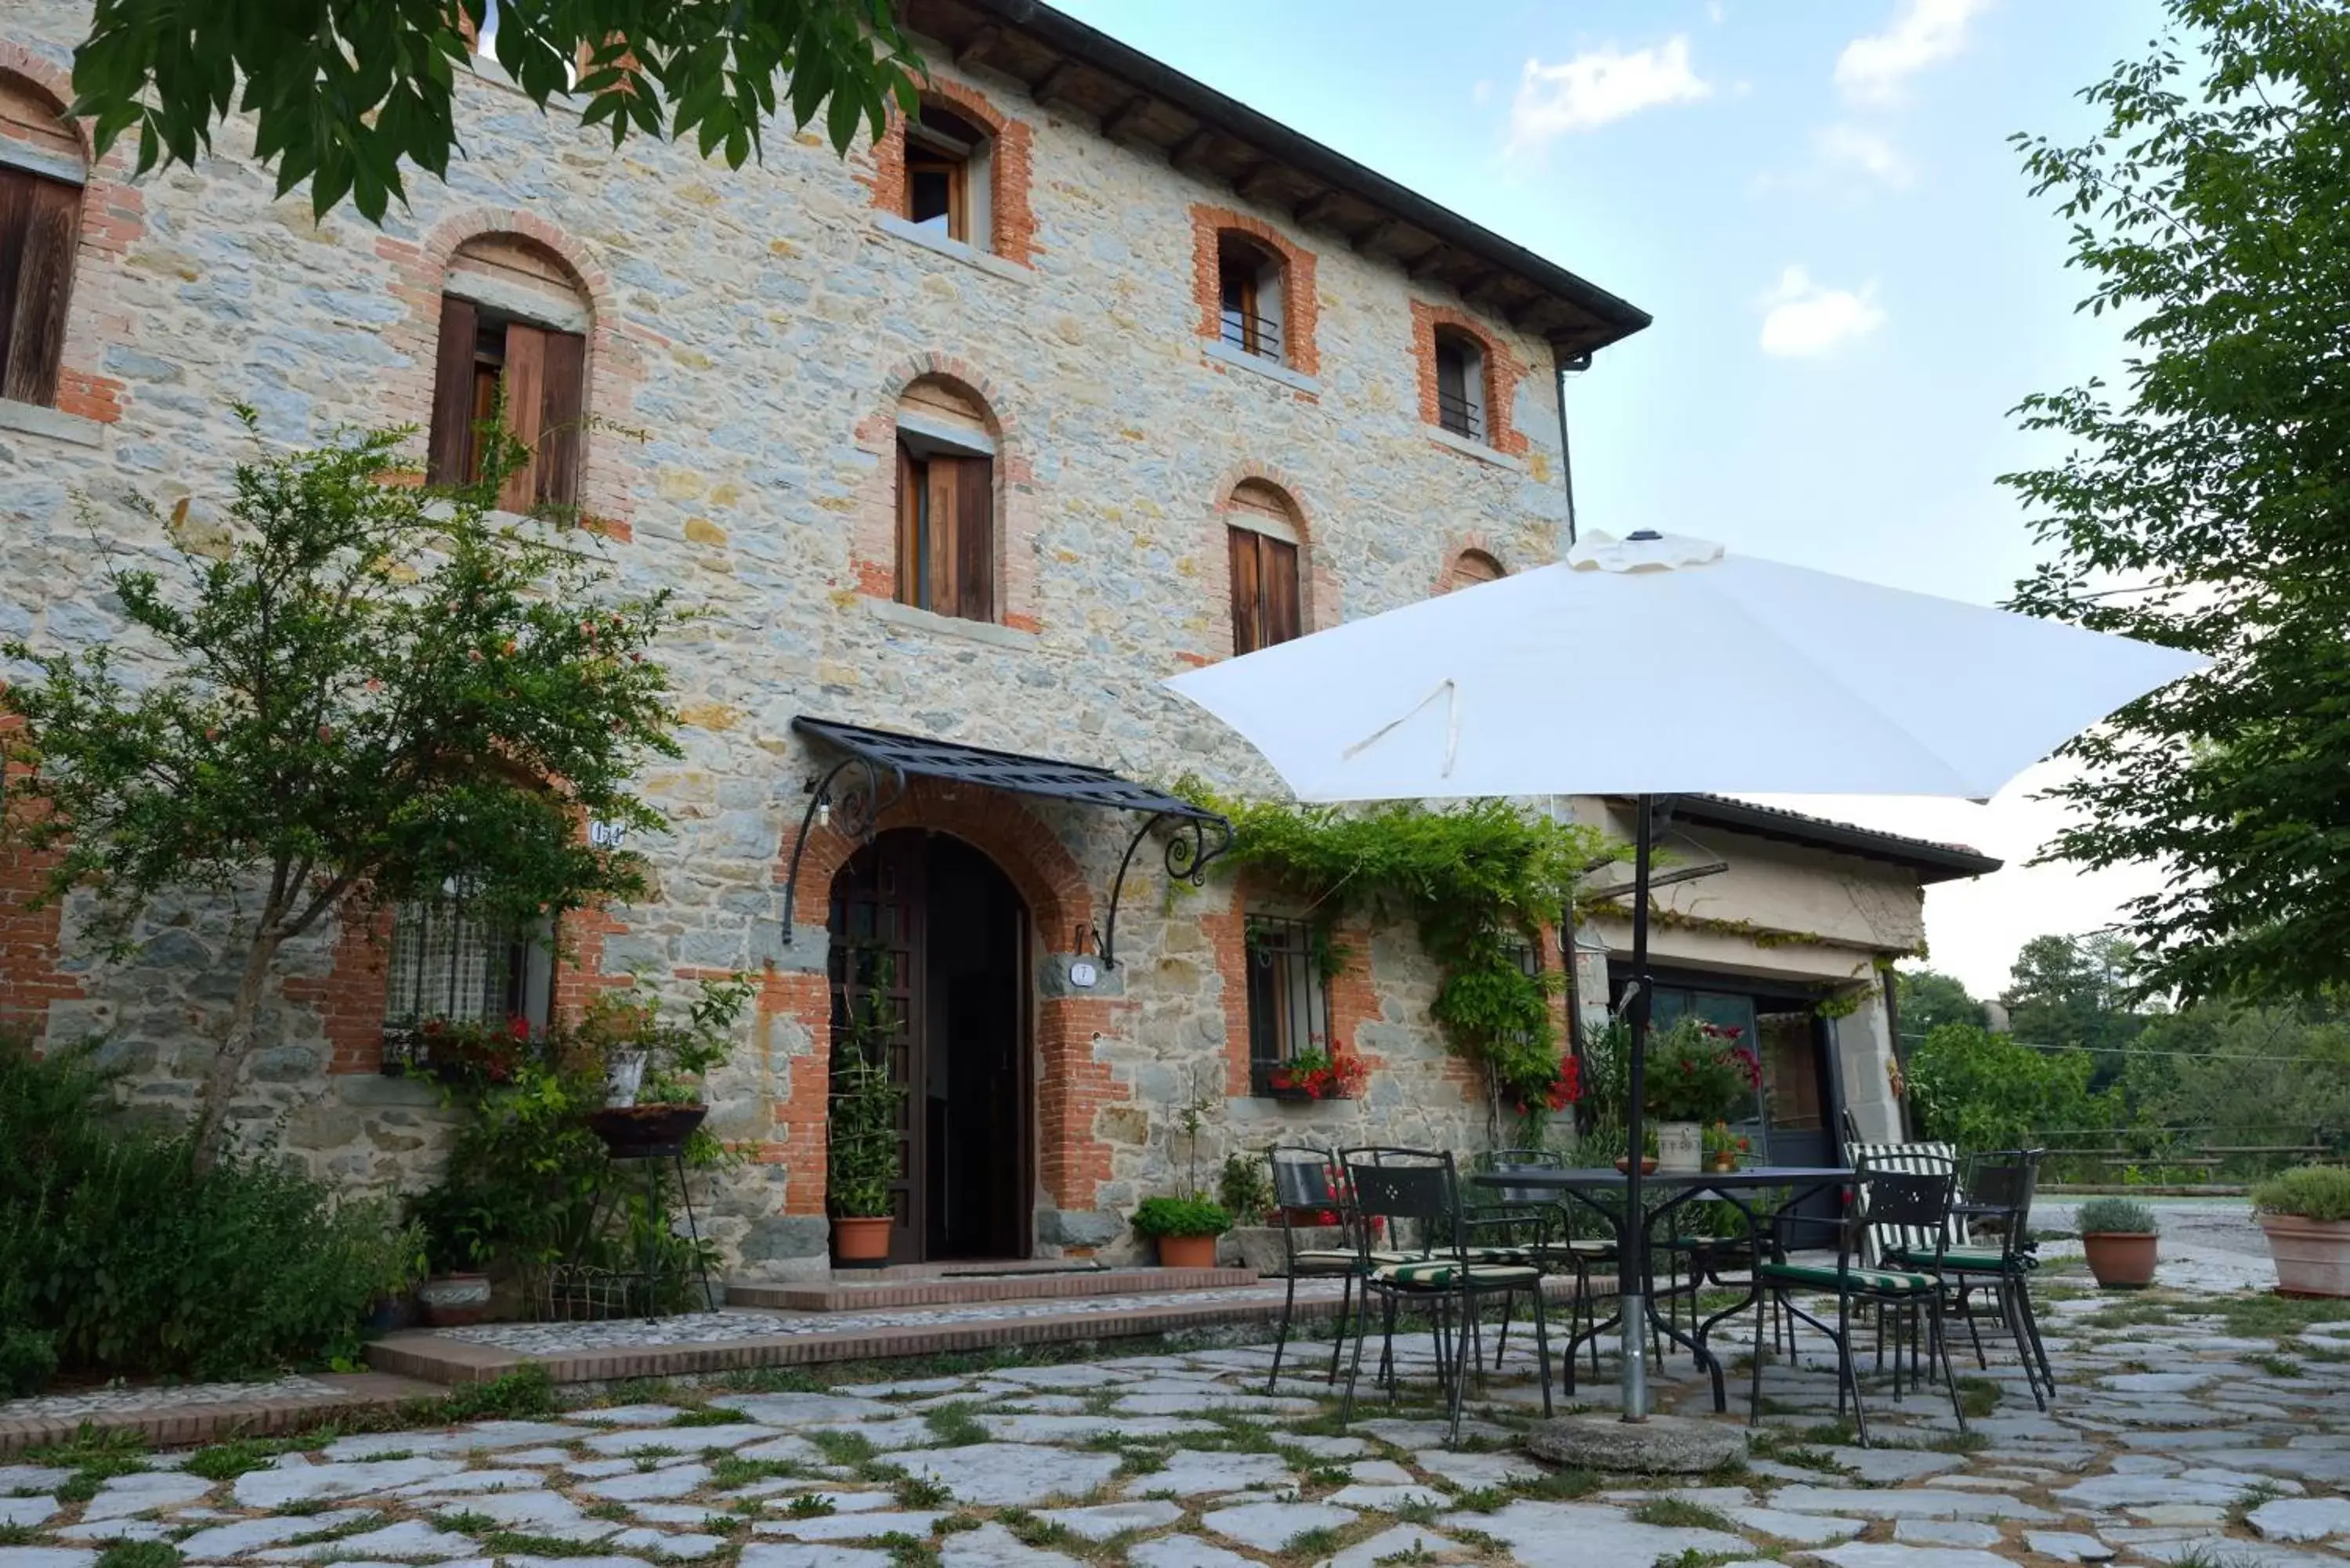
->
[1130,1196,1234,1238]
[1217,1153,1272,1227]
[0,1039,421,1394]
[2075,1197,2158,1235]
[2254,1165,2350,1223]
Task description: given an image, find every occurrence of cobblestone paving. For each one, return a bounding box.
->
[0,1377,349,1424]
[440,1284,1354,1355]
[7,1276,2350,1567]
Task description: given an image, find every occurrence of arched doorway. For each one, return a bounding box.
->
[828,829,1031,1263]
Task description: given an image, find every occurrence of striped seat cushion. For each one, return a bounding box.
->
[1528,1239,1616,1261]
[1376,1259,1542,1289]
[1760,1262,1936,1294]
[1846,1140,1964,1266]
[1462,1245,1534,1265]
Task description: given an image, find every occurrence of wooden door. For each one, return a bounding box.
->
[829,832,928,1263]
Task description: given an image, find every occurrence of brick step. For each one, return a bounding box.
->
[725,1266,1257,1312]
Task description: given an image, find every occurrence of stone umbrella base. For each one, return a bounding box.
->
[1524,1413,1747,1474]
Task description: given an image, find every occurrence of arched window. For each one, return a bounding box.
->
[1227,480,1303,656]
[427,234,591,511]
[1434,327,1488,442]
[902,101,992,250]
[1217,232,1285,364]
[0,70,85,409]
[895,377,996,623]
[1444,549,1505,592]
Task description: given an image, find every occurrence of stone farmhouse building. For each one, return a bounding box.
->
[0,0,1998,1277]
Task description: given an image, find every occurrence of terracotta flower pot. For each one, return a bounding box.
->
[2081,1231,2159,1289]
[832,1216,891,1266]
[1613,1157,1659,1176]
[2259,1212,2350,1297]
[417,1271,492,1327]
[1158,1234,1219,1269]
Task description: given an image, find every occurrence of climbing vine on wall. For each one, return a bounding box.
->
[1175,782,1607,1109]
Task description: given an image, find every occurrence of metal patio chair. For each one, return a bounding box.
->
[1340,1146,1554,1446]
[1752,1161,1968,1447]
[1264,1143,1368,1392]
[1889,1147,2054,1407]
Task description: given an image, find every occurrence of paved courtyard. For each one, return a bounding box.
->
[7,1258,2350,1568]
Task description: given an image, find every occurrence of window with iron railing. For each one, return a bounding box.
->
[1246,914,1330,1094]
[1434,331,1486,442]
[1217,235,1285,364]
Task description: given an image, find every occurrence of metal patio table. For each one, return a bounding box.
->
[1472,1165,1853,1412]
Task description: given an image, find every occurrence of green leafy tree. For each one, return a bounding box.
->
[1894,967,1987,1039]
[68,0,922,222]
[2005,0,2350,1002]
[1907,1023,2110,1154]
[1,411,682,1172]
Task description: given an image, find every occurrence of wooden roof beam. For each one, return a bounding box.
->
[1100,92,1155,142]
[954,23,1002,70]
[1292,189,1343,229]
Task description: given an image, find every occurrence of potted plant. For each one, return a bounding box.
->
[828,945,906,1264]
[2075,1196,2159,1288]
[1704,1121,1751,1173]
[1643,1018,1761,1172]
[1266,1046,1368,1100]
[577,977,750,1156]
[412,1217,495,1326]
[1614,1125,1661,1176]
[2254,1166,2350,1297]
[1134,1194,1235,1268]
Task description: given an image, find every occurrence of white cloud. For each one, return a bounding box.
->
[1758,267,1885,357]
[1816,123,1913,186]
[1506,38,1711,154]
[1834,0,1991,105]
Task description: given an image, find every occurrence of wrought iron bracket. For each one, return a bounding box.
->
[1103,810,1235,969]
[779,753,906,947]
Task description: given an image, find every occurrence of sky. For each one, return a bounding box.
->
[1064,0,2174,1000]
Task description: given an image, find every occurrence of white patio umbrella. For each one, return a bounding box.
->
[1166,529,2207,1421]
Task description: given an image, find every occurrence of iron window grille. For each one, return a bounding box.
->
[1246,914,1331,1096]
[1437,385,1483,440]
[1219,306,1284,361]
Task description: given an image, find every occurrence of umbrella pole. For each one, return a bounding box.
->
[1621,793,1656,1422]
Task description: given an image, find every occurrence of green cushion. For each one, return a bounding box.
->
[1288,1249,1361,1270]
[1760,1262,1936,1293]
[1893,1246,2027,1272]
[1376,1260,1542,1289]
[1463,1245,1534,1265]
[1528,1240,1616,1261]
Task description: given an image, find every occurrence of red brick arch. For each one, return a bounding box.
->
[848,352,1041,632]
[0,43,94,163]
[862,75,1036,266]
[1198,460,1339,652]
[765,778,1130,1230]
[1411,300,1529,457]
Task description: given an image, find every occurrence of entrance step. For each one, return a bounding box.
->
[726,1266,1256,1313]
[830,1258,1112,1282]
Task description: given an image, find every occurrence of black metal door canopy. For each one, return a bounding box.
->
[782,717,1232,966]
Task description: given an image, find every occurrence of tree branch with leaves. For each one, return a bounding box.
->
[2,409,685,1171]
[68,0,924,222]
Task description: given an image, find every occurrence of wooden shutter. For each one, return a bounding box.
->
[534,328,586,509]
[497,322,548,512]
[1261,535,1300,646]
[954,457,993,622]
[1229,527,1262,656]
[895,445,922,607]
[426,294,479,486]
[0,168,79,407]
[924,455,960,615]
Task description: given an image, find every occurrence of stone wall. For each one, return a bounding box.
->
[0,2,1583,1276]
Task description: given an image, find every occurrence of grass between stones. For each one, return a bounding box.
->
[1631,1497,1741,1532]
[94,1545,182,1568]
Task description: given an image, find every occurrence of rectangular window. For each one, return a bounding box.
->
[1435,338,1483,440]
[0,164,80,407]
[381,898,550,1034]
[896,441,995,622]
[1228,526,1300,656]
[427,295,587,510]
[1246,914,1331,1093]
[906,146,967,241]
[1218,258,1282,361]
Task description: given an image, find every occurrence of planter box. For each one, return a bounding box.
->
[2259,1212,2350,1297]
[1224,1224,1347,1275]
